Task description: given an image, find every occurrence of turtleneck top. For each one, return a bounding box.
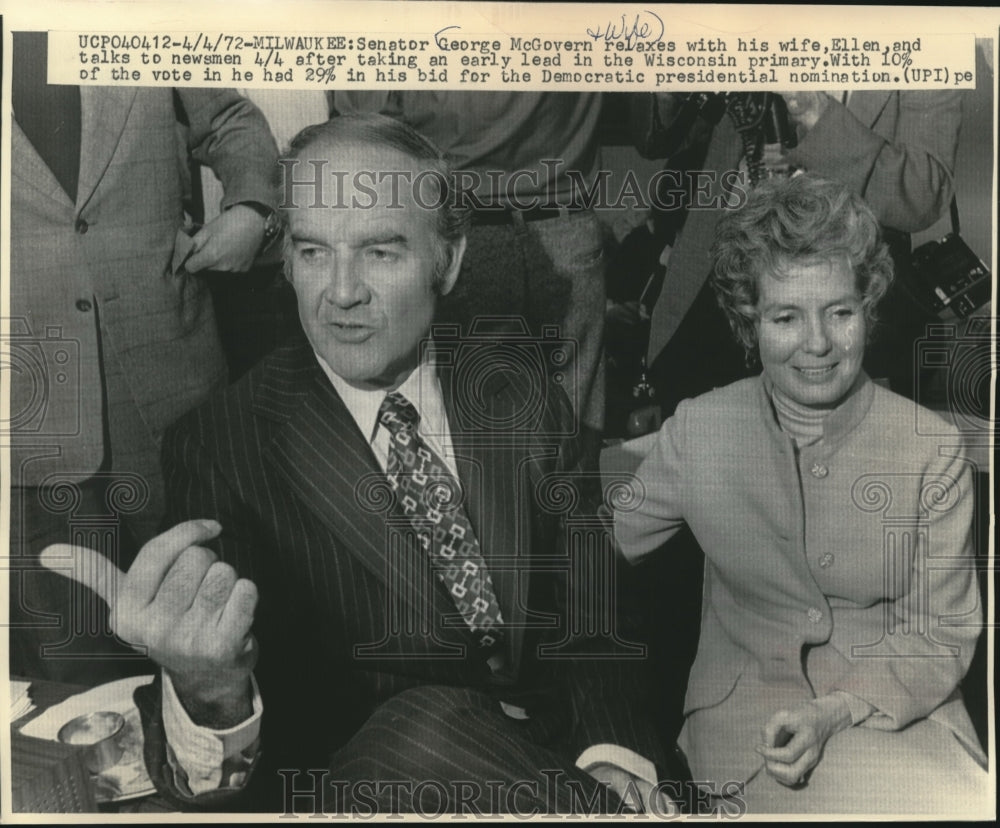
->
[770,384,830,448]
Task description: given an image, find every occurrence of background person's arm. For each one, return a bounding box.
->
[784,90,962,231]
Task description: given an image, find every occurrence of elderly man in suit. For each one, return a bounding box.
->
[42,114,670,815]
[9,31,279,683]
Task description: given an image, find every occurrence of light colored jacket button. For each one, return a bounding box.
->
[807,607,824,623]
[810,462,829,478]
[819,552,834,568]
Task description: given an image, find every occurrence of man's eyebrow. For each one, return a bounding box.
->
[290,233,329,246]
[288,232,410,247]
[357,233,408,248]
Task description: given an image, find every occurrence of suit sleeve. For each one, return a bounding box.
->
[833,447,983,731]
[176,88,279,212]
[136,417,267,811]
[786,90,962,232]
[613,402,690,564]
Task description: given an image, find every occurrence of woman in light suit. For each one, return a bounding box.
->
[615,175,989,815]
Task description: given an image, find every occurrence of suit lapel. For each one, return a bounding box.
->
[647,114,741,362]
[76,87,137,212]
[258,342,461,641]
[12,121,74,208]
[260,361,400,590]
[846,90,894,129]
[257,343,532,663]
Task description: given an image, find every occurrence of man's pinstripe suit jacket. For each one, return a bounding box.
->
[138,334,663,808]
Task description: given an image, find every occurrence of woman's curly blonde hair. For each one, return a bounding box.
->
[710,175,894,359]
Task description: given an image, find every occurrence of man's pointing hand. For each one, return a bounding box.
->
[40,519,258,727]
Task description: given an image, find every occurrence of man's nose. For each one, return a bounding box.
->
[803,314,832,355]
[325,256,370,307]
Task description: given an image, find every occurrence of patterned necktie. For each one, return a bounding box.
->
[378,391,504,649]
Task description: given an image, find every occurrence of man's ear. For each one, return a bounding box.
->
[438,236,467,296]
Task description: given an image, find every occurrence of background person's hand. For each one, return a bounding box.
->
[185,204,266,273]
[778,91,833,133]
[755,695,852,787]
[40,519,258,728]
[606,300,644,328]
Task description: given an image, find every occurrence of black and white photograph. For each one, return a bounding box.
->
[1,3,996,819]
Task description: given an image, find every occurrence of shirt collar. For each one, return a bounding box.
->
[314,352,447,443]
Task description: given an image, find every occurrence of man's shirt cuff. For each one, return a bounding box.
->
[576,743,658,786]
[161,670,263,795]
